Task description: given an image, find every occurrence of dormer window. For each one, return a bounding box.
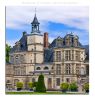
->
[66,36,70,46]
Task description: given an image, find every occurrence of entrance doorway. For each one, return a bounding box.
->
[48,78,52,89]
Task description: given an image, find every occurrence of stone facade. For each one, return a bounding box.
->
[6,13,89,90]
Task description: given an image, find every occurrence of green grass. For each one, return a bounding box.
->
[6,92,87,95]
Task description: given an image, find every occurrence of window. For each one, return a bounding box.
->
[6,80,10,83]
[56,51,61,61]
[81,67,85,75]
[36,67,41,70]
[20,55,24,63]
[76,66,80,75]
[66,78,70,83]
[57,39,63,47]
[31,60,32,63]
[15,55,18,59]
[65,50,71,61]
[56,64,61,75]
[44,66,49,70]
[32,78,35,82]
[15,55,19,64]
[52,67,53,70]
[10,55,14,63]
[76,51,80,61]
[21,66,26,75]
[74,38,78,46]
[56,78,60,86]
[66,37,70,46]
[65,64,71,74]
[72,50,74,60]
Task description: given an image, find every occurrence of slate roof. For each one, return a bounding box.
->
[44,48,54,62]
[49,34,84,49]
[31,14,40,24]
[10,34,27,53]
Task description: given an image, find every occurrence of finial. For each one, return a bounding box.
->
[71,32,73,34]
[35,8,36,16]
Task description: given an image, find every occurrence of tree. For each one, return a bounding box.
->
[28,82,33,90]
[32,82,38,88]
[60,83,69,92]
[69,82,78,91]
[36,74,46,92]
[6,44,11,62]
[83,83,89,93]
[16,82,23,91]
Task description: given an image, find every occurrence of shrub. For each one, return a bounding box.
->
[16,82,23,91]
[69,82,78,91]
[60,83,69,92]
[83,83,89,93]
[28,82,33,90]
[36,74,46,92]
[32,82,38,88]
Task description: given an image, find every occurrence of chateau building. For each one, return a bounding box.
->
[6,13,89,90]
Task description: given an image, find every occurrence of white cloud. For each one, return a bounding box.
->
[6,6,89,31]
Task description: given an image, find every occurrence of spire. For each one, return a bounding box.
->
[35,8,36,16]
[32,8,39,24]
[31,8,40,33]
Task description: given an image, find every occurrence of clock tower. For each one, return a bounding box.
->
[27,11,44,64]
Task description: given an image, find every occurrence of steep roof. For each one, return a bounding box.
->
[31,14,40,24]
[49,33,84,49]
[44,48,54,62]
[10,34,27,53]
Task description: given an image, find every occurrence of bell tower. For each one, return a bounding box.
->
[31,8,40,33]
[27,8,44,64]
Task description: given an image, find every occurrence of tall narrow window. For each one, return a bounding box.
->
[65,64,71,74]
[65,50,71,61]
[76,65,80,75]
[76,51,80,61]
[56,64,61,75]
[56,78,60,86]
[72,50,74,60]
[56,51,61,62]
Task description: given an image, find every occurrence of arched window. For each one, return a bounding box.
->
[36,67,41,70]
[52,67,53,69]
[32,78,35,82]
[44,66,49,70]
[65,64,71,74]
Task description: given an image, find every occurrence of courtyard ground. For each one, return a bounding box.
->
[6,90,88,95]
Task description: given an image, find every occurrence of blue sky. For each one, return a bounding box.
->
[6,6,89,46]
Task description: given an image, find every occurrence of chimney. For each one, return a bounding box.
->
[44,32,49,48]
[23,31,27,36]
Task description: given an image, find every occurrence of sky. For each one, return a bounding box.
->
[6,6,89,46]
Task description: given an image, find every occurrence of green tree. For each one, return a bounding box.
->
[6,44,11,62]
[69,82,78,91]
[16,82,23,91]
[32,82,38,88]
[83,83,89,93]
[36,74,46,92]
[60,83,69,92]
[28,82,33,89]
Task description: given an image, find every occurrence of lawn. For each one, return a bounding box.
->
[6,91,87,95]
